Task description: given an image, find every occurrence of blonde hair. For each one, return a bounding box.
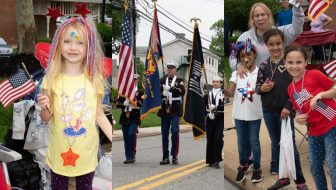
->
[44,17,109,112]
[248,3,274,29]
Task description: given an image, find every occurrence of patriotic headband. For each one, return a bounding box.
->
[230,38,256,60]
[46,16,97,78]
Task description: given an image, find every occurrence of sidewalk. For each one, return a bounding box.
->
[112,124,192,141]
[223,101,333,189]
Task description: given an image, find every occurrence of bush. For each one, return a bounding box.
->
[229,35,239,43]
[111,87,118,102]
[97,23,112,42]
[38,37,52,43]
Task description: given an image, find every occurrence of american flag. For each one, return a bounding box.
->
[308,0,334,20]
[323,59,336,80]
[293,89,313,106]
[0,69,35,107]
[117,6,136,103]
[316,100,336,120]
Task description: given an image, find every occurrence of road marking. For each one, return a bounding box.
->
[114,159,205,190]
[137,164,207,190]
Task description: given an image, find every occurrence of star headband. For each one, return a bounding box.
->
[230,38,256,61]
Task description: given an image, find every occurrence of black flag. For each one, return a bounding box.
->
[183,24,206,139]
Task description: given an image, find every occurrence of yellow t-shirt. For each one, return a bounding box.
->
[42,73,100,177]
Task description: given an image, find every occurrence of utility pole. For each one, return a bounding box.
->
[131,0,137,73]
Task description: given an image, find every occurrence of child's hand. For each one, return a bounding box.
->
[237,64,248,79]
[260,78,274,92]
[37,93,50,111]
[310,93,322,110]
[295,113,308,125]
[280,108,290,119]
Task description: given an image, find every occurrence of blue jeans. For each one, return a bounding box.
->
[121,123,138,160]
[235,119,261,169]
[308,127,336,190]
[263,109,306,183]
[161,115,180,159]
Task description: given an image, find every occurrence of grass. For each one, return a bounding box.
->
[0,105,13,142]
[112,109,186,130]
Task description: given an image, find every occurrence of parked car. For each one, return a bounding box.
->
[0,37,13,58]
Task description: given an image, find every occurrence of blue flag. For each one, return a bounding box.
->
[140,7,162,119]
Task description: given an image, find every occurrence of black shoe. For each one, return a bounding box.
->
[251,169,263,183]
[269,160,278,175]
[123,159,135,164]
[208,163,214,167]
[160,158,170,165]
[213,162,220,169]
[267,178,290,190]
[172,157,178,164]
[235,165,248,183]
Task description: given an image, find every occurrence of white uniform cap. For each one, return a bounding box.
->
[166,60,177,68]
[212,75,223,82]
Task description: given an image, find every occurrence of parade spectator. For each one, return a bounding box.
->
[157,60,185,165]
[115,74,144,164]
[277,0,293,26]
[284,45,336,190]
[256,29,308,190]
[37,17,112,189]
[224,39,263,183]
[309,13,333,61]
[204,76,224,169]
[229,1,304,76]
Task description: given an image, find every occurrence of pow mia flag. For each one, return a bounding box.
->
[183,23,206,139]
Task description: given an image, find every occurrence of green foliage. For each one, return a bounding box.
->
[135,57,145,90]
[97,23,112,42]
[106,3,112,17]
[229,35,239,43]
[209,19,224,75]
[225,0,281,33]
[0,105,13,142]
[38,37,52,43]
[112,0,124,54]
[223,56,231,85]
[111,87,118,102]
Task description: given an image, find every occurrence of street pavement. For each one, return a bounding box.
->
[223,100,333,189]
[112,128,226,190]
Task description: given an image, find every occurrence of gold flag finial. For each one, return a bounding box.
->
[124,0,129,10]
[190,17,201,27]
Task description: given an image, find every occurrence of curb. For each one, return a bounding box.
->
[112,125,192,141]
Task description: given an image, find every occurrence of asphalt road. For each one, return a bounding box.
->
[112,131,227,190]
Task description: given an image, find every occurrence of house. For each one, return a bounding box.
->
[0,0,109,46]
[136,33,221,86]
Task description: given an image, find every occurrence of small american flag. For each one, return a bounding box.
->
[117,6,136,103]
[308,0,334,20]
[293,89,313,106]
[0,69,35,107]
[316,100,336,120]
[323,59,336,80]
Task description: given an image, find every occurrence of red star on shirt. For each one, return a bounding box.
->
[46,7,64,20]
[60,148,79,167]
[74,3,92,18]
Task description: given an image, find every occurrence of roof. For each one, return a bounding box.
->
[162,38,221,59]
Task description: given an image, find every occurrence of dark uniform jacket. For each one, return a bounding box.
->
[158,76,185,117]
[204,89,224,119]
[115,90,144,125]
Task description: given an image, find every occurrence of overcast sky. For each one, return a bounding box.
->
[113,0,224,58]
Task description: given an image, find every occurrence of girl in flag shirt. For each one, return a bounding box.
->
[224,39,263,183]
[284,45,336,190]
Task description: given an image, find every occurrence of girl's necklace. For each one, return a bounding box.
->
[292,71,307,114]
[60,74,86,167]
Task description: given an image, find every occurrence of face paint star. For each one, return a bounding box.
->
[60,148,79,167]
[237,82,255,102]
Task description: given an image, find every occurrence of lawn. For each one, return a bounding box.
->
[0,106,13,142]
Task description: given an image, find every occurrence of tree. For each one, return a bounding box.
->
[112,0,124,54]
[225,0,281,34]
[209,19,224,76]
[15,0,36,54]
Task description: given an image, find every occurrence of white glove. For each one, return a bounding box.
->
[123,100,129,106]
[163,85,171,91]
[209,104,216,111]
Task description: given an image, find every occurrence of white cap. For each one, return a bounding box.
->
[212,75,223,82]
[134,74,140,79]
[166,60,177,68]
